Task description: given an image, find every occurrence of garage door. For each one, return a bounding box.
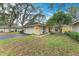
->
[24,27,34,34]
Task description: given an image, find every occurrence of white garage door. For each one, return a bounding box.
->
[24,27,34,34]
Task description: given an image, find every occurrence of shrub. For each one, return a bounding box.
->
[20,31,24,34]
[64,32,79,40]
[50,32,55,34]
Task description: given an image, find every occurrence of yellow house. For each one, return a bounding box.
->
[61,25,72,33]
[51,25,72,33]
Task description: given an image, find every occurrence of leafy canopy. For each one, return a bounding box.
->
[47,11,72,27]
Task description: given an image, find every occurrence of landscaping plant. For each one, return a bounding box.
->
[65,32,79,40]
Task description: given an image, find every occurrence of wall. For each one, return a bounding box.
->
[17,29,22,32]
[0,29,5,32]
[72,23,79,32]
[46,26,49,33]
[62,25,72,33]
[34,25,42,34]
[24,27,34,34]
[0,28,22,32]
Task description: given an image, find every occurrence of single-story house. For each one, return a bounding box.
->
[61,25,72,33]
[0,26,22,32]
[24,23,49,34]
[72,20,79,32]
[51,25,72,33]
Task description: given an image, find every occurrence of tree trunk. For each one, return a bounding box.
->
[22,28,24,33]
[8,24,12,32]
[15,28,17,32]
[9,26,11,32]
[21,25,24,34]
[58,25,62,33]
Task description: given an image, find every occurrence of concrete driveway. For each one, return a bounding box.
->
[0,34,26,40]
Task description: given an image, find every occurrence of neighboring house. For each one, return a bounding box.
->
[24,23,49,34]
[72,20,79,32]
[61,25,72,33]
[51,25,72,33]
[0,26,22,32]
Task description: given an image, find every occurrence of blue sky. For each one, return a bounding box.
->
[33,3,79,20]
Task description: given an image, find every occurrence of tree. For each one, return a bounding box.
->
[49,3,66,21]
[16,3,46,33]
[15,3,36,33]
[47,11,72,33]
[49,3,65,11]
[5,3,20,32]
[67,6,79,20]
[0,3,7,26]
[29,13,46,24]
[28,13,46,33]
[0,3,45,33]
[0,3,20,32]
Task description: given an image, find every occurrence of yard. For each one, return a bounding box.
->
[0,34,79,56]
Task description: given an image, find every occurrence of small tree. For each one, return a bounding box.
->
[47,11,72,33]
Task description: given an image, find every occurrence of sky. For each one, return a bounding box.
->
[33,3,79,20]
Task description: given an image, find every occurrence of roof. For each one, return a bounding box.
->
[24,22,46,28]
[24,25,34,28]
[72,20,79,25]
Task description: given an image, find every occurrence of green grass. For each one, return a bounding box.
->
[45,34,79,55]
[65,32,79,40]
[8,32,20,34]
[0,34,79,55]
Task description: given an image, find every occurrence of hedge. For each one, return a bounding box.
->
[64,32,79,40]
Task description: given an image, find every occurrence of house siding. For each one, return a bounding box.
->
[62,25,72,33]
[0,28,22,32]
[24,27,34,34]
[34,25,43,34]
[4,29,9,32]
[72,23,79,32]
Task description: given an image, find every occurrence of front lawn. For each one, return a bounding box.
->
[0,34,79,55]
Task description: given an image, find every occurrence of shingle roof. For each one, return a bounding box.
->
[73,20,79,25]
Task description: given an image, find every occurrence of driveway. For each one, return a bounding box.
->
[0,34,26,40]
